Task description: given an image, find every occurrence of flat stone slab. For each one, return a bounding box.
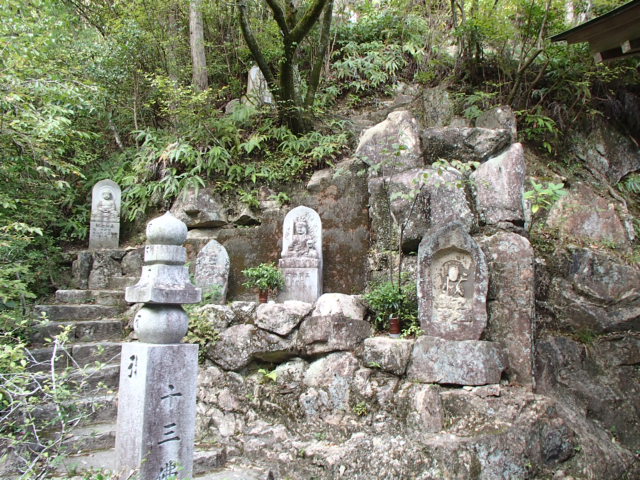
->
[362,337,414,376]
[56,289,127,306]
[406,336,506,386]
[32,319,123,344]
[35,304,125,322]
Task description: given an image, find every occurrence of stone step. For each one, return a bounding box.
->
[52,445,227,478]
[28,342,122,371]
[35,304,125,322]
[107,276,138,289]
[63,422,117,454]
[56,289,128,306]
[31,394,118,432]
[32,318,124,344]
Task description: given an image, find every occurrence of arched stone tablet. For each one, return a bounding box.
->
[279,206,323,303]
[194,240,230,304]
[89,179,121,249]
[417,222,488,340]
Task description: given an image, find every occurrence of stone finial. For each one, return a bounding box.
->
[146,211,188,245]
[125,212,201,344]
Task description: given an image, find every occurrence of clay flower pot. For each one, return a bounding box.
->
[389,316,401,338]
[258,290,269,304]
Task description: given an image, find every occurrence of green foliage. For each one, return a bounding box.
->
[524,180,567,214]
[517,108,560,154]
[184,306,220,364]
[401,323,424,339]
[1,327,108,478]
[617,173,640,195]
[364,278,417,332]
[242,263,285,293]
[113,97,349,221]
[257,368,278,383]
[352,401,369,417]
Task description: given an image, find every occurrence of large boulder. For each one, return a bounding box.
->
[480,232,535,388]
[548,248,640,333]
[472,143,526,227]
[301,352,360,414]
[420,86,455,127]
[255,301,313,336]
[406,336,507,386]
[355,110,423,176]
[208,324,297,370]
[475,105,517,141]
[374,167,474,252]
[571,120,640,184]
[171,186,228,228]
[546,183,629,246]
[361,337,414,376]
[421,127,511,163]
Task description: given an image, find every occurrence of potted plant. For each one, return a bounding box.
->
[241,263,285,303]
[364,277,418,338]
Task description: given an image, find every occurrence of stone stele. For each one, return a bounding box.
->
[417,222,488,340]
[278,206,323,303]
[89,179,121,249]
[194,240,230,304]
[116,343,198,480]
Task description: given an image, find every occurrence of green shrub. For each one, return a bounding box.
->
[241,263,285,294]
[364,278,417,332]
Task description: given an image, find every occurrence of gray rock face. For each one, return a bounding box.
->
[417,222,488,340]
[302,352,360,412]
[472,143,526,226]
[298,315,371,356]
[88,249,126,289]
[255,301,313,336]
[548,248,640,333]
[396,383,443,433]
[420,86,454,127]
[195,240,230,303]
[571,121,640,183]
[311,293,366,321]
[480,232,535,388]
[121,248,144,277]
[406,336,506,386]
[421,127,511,163]
[191,304,235,331]
[475,105,517,140]
[208,324,298,370]
[72,251,93,289]
[362,337,413,376]
[536,334,640,451]
[355,110,423,176]
[171,187,227,228]
[546,182,629,246]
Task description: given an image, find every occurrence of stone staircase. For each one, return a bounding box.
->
[28,249,260,479]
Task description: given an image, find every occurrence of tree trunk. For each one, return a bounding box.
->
[190,0,208,91]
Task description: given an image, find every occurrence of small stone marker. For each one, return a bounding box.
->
[89,179,121,249]
[278,206,322,303]
[116,212,201,480]
[194,240,230,304]
[245,65,273,105]
[417,221,488,341]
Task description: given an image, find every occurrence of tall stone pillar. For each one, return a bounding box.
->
[115,212,201,480]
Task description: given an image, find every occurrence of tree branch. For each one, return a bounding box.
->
[264,0,290,36]
[238,1,277,90]
[289,0,327,45]
[304,0,333,107]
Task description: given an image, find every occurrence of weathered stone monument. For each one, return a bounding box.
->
[245,65,273,105]
[412,221,505,386]
[116,212,201,480]
[89,179,121,249]
[278,206,322,303]
[417,221,488,340]
[194,239,230,303]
